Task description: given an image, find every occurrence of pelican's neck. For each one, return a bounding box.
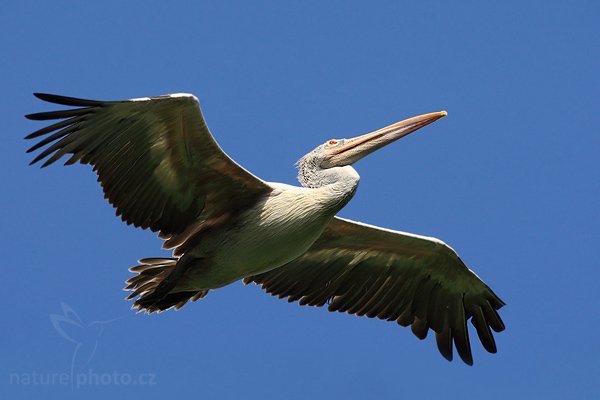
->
[297,165,360,210]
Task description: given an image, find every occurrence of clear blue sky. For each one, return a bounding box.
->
[1,1,598,399]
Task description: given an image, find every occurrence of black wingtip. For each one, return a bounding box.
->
[456,343,474,366]
[435,329,454,362]
[470,308,498,354]
[29,151,47,166]
[25,107,92,121]
[24,112,41,120]
[33,92,50,100]
[32,92,103,107]
[28,159,47,168]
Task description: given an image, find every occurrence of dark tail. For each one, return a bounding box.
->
[124,257,208,314]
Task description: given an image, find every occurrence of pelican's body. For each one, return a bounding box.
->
[182,179,356,289]
[26,92,505,365]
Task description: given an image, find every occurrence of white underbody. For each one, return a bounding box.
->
[177,177,357,291]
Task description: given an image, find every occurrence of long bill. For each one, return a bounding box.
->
[323,111,447,167]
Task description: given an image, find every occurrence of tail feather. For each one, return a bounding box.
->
[142,290,210,313]
[137,257,177,265]
[124,257,208,314]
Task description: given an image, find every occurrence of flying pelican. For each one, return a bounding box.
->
[26,92,505,365]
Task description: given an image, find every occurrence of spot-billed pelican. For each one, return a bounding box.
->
[26,93,505,365]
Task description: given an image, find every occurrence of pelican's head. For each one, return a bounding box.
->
[297,111,447,188]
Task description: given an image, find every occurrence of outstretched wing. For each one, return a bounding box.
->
[26,93,272,237]
[245,216,505,365]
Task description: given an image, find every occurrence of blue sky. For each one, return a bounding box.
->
[1,1,598,398]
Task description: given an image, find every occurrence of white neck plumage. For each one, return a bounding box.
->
[297,165,360,212]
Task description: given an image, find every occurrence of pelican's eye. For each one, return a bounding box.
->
[326,140,339,147]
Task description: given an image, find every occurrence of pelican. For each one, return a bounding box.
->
[26,92,505,365]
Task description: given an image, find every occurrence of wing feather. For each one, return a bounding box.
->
[246,216,505,365]
[26,93,272,236]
